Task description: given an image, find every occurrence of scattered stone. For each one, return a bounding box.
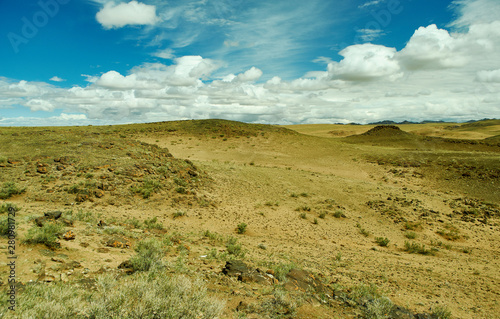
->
[44,211,62,219]
[37,166,48,174]
[94,190,105,198]
[118,260,135,274]
[37,275,55,282]
[105,237,131,249]
[63,230,76,240]
[76,194,89,202]
[222,260,250,277]
[284,269,326,293]
[51,257,65,263]
[97,248,110,253]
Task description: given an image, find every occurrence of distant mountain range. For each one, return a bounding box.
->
[338,118,498,125]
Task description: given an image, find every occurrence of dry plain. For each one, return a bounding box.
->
[0,119,499,318]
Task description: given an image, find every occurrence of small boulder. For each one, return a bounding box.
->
[62,230,76,241]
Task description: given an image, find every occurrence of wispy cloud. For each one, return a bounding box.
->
[358,0,384,9]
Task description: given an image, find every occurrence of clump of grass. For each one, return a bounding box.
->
[431,305,452,319]
[295,205,311,212]
[172,211,186,219]
[203,230,223,242]
[299,213,307,219]
[130,238,166,272]
[10,271,225,318]
[300,192,309,197]
[0,182,25,199]
[404,221,421,231]
[319,212,326,219]
[404,241,434,255]
[0,202,18,214]
[103,225,128,236]
[23,222,65,249]
[0,216,12,237]
[131,179,163,199]
[356,223,370,237]
[404,231,417,239]
[430,240,452,250]
[313,218,318,224]
[290,193,299,198]
[144,216,163,230]
[267,262,296,281]
[236,222,247,234]
[375,237,390,247]
[126,218,143,229]
[226,236,245,258]
[436,225,462,241]
[333,210,346,218]
[175,186,187,194]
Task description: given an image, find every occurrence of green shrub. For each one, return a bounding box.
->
[375,237,390,247]
[0,203,18,214]
[24,222,65,249]
[431,305,452,319]
[237,222,247,234]
[0,182,25,199]
[0,216,11,237]
[131,179,162,199]
[404,231,416,239]
[299,213,307,219]
[172,211,186,219]
[226,237,245,258]
[333,210,346,218]
[6,271,225,318]
[130,238,166,272]
[144,216,163,229]
[319,212,326,219]
[404,241,434,255]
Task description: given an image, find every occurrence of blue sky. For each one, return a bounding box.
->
[0,0,499,125]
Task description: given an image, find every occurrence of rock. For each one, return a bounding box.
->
[94,190,105,198]
[37,166,48,174]
[75,194,89,202]
[236,301,249,312]
[37,275,55,282]
[62,230,76,240]
[222,260,250,277]
[284,269,326,293]
[96,248,110,253]
[51,257,65,263]
[118,260,135,274]
[44,211,62,219]
[105,237,131,249]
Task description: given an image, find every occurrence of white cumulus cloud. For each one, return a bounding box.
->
[96,1,159,29]
[398,25,468,70]
[328,44,402,81]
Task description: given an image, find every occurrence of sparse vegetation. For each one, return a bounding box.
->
[404,241,435,255]
[131,178,163,199]
[357,223,370,237]
[172,211,186,219]
[333,210,346,218]
[226,236,245,258]
[404,231,417,239]
[431,305,452,319]
[7,271,225,318]
[144,216,163,229]
[0,182,25,199]
[130,237,166,272]
[375,237,390,247]
[23,222,65,249]
[0,202,18,214]
[237,222,247,234]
